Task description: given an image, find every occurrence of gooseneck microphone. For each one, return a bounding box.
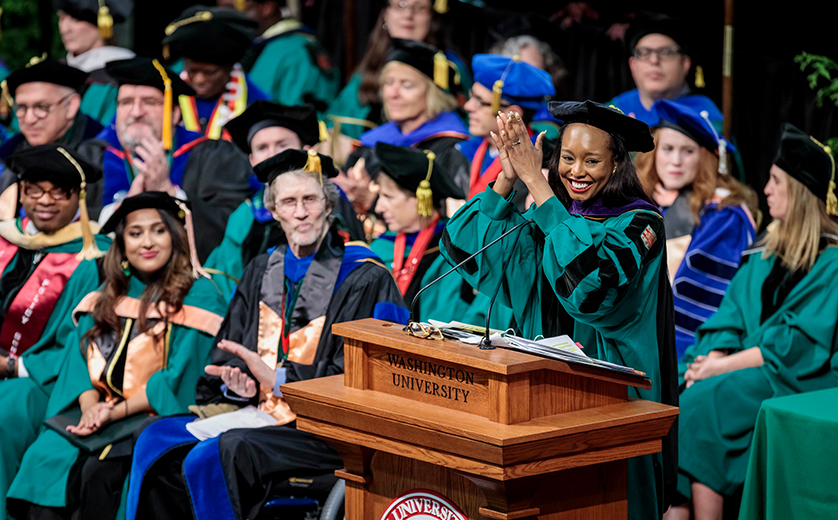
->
[409,218,535,330]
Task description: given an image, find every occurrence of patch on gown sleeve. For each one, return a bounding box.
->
[641,225,657,250]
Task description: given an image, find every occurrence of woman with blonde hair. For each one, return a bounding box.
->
[359,38,470,196]
[667,123,838,520]
[635,99,759,359]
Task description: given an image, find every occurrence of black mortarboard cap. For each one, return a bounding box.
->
[345,146,382,179]
[375,142,464,211]
[225,101,320,153]
[254,149,338,184]
[54,0,132,25]
[100,192,187,234]
[549,100,655,153]
[104,57,196,97]
[5,59,89,97]
[386,38,458,91]
[773,123,836,204]
[6,143,102,187]
[626,12,692,56]
[162,6,258,65]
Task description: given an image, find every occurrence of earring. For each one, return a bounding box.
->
[383,22,389,31]
[122,260,131,277]
[612,164,617,174]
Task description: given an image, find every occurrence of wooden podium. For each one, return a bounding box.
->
[282,319,678,520]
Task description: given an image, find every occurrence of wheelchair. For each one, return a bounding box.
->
[259,473,345,520]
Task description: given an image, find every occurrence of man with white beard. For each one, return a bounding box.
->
[77,57,251,260]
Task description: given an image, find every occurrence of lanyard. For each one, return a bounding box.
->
[392,215,439,295]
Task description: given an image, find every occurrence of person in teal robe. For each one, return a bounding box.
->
[669,123,838,520]
[161,6,270,140]
[6,192,226,520]
[440,101,678,520]
[369,142,508,327]
[0,144,111,520]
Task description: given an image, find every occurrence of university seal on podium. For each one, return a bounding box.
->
[380,489,467,520]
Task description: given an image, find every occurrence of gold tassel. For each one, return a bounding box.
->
[416,151,435,217]
[0,80,11,119]
[302,149,323,186]
[98,1,113,39]
[433,52,449,90]
[433,0,448,14]
[318,120,329,142]
[695,65,705,89]
[57,147,104,261]
[175,200,211,279]
[162,44,170,60]
[828,180,838,217]
[235,0,246,10]
[491,80,504,114]
[152,60,173,151]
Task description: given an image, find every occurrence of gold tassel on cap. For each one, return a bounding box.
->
[98,0,113,39]
[302,149,323,186]
[433,52,449,90]
[175,200,211,279]
[416,151,435,217]
[235,0,246,10]
[0,80,11,119]
[810,136,837,216]
[433,0,448,14]
[318,120,329,143]
[491,80,504,114]
[151,60,173,151]
[695,65,705,89]
[56,147,104,261]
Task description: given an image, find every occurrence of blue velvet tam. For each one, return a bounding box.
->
[471,54,555,109]
[652,99,734,154]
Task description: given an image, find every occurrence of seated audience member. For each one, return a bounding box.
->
[232,0,338,110]
[491,34,566,101]
[204,101,363,298]
[125,150,407,520]
[325,0,471,142]
[359,39,470,195]
[0,59,103,214]
[55,0,136,126]
[6,192,226,520]
[0,144,110,519]
[669,124,838,520]
[162,5,270,139]
[635,99,758,359]
[459,53,555,207]
[608,12,722,130]
[77,57,252,261]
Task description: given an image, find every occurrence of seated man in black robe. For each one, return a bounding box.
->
[125,150,408,520]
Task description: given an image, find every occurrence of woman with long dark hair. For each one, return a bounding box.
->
[440,101,678,520]
[7,192,226,520]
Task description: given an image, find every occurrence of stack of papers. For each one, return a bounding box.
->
[427,320,646,379]
[185,405,277,441]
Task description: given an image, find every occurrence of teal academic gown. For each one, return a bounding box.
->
[6,275,226,511]
[677,247,838,498]
[0,229,111,520]
[440,187,677,520]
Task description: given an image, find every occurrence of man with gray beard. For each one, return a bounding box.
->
[77,57,251,260]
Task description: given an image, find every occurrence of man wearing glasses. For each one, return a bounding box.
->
[0,59,103,215]
[0,144,111,518]
[608,13,723,129]
[459,53,555,207]
[77,57,252,261]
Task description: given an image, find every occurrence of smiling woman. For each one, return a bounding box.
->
[440,100,678,520]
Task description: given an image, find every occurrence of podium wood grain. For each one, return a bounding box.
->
[282,319,678,519]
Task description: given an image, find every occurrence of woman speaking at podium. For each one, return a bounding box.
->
[440,101,678,520]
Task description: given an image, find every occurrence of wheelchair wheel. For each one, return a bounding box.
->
[319,479,345,520]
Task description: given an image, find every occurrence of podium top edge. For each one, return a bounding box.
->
[332,318,652,390]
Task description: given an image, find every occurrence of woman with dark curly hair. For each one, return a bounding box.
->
[7,192,226,520]
[440,100,678,520]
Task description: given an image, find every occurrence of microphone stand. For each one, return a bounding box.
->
[480,220,534,349]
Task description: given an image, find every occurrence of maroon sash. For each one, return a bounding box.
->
[0,236,82,357]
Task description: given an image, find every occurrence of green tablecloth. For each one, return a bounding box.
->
[739,387,838,519]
